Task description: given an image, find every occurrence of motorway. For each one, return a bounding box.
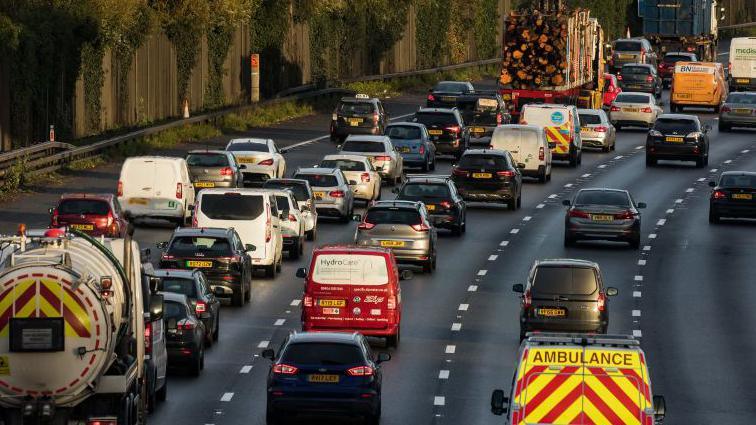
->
[1,79,755,424]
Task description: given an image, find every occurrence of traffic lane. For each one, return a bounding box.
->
[642,152,756,424]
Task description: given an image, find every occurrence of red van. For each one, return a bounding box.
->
[297,245,408,347]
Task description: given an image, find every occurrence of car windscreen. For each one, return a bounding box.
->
[621,66,651,74]
[532,266,598,295]
[275,195,293,212]
[613,41,642,51]
[226,143,269,152]
[579,113,602,125]
[311,254,389,285]
[341,141,386,153]
[199,193,264,220]
[664,54,695,63]
[458,154,508,169]
[58,199,110,215]
[653,119,698,133]
[365,208,421,225]
[159,277,198,298]
[386,125,422,140]
[167,236,233,256]
[401,183,451,199]
[281,343,364,365]
[186,153,229,167]
[433,82,469,93]
[164,301,189,320]
[726,93,756,104]
[615,94,650,104]
[574,191,630,207]
[414,112,456,126]
[263,181,309,201]
[295,174,339,188]
[720,174,756,189]
[320,159,366,172]
[338,102,374,115]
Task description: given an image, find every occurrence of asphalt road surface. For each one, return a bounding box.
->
[0,81,754,424]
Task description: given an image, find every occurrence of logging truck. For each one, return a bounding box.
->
[498,3,606,121]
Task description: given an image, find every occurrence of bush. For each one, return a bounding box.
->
[218,101,314,132]
[344,81,400,98]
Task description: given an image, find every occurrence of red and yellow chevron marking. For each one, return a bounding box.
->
[0,277,92,338]
[545,125,571,154]
[512,348,652,425]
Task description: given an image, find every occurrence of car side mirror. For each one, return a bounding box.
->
[376,352,391,364]
[149,293,164,320]
[296,267,308,278]
[400,269,414,281]
[300,205,307,212]
[606,287,619,296]
[349,180,358,185]
[352,214,362,222]
[239,164,247,169]
[637,202,647,209]
[149,276,161,294]
[562,199,571,206]
[261,349,275,360]
[156,241,168,250]
[512,284,524,293]
[490,389,509,416]
[245,244,256,252]
[214,286,226,296]
[653,395,666,418]
[708,181,716,187]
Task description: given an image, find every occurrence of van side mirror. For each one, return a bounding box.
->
[261,349,275,360]
[149,276,161,294]
[149,294,164,320]
[653,395,666,418]
[352,214,362,222]
[636,202,647,209]
[376,352,391,364]
[245,244,256,252]
[606,287,619,296]
[708,181,716,187]
[512,284,524,293]
[400,269,414,281]
[562,199,571,206]
[156,241,168,250]
[490,389,509,415]
[296,267,308,278]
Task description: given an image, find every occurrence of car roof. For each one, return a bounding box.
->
[152,269,197,278]
[266,178,309,186]
[295,167,340,175]
[267,189,296,198]
[197,188,271,196]
[497,124,542,132]
[616,91,653,98]
[386,122,425,129]
[657,113,698,121]
[228,138,271,145]
[614,38,645,43]
[59,193,115,202]
[404,174,452,184]
[370,200,421,209]
[463,148,507,156]
[576,187,629,194]
[160,291,191,304]
[323,154,370,162]
[523,333,641,348]
[344,135,390,143]
[339,96,378,103]
[622,63,653,68]
[721,170,756,177]
[287,331,363,344]
[577,109,603,115]
[535,258,599,268]
[664,51,696,56]
[417,107,457,113]
[171,227,231,238]
[187,149,229,155]
[522,103,575,110]
[314,244,392,255]
[436,80,471,86]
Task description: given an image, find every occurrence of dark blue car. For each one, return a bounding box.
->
[263,331,390,424]
[385,122,436,172]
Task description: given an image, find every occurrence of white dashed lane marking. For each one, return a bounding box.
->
[445,345,456,354]
[685,188,695,193]
[638,259,646,266]
[711,168,718,173]
[581,173,591,178]
[548,194,558,199]
[439,370,450,379]
[220,393,234,402]
[598,164,607,168]
[634,275,644,281]
[635,146,644,150]
[274,319,286,326]
[649,234,657,239]
[697,177,706,182]
[290,299,301,306]
[434,396,446,406]
[536,203,545,209]
[468,285,478,292]
[458,304,469,311]
[633,291,642,298]
[614,155,624,159]
[240,365,253,374]
[632,310,641,317]
[500,241,509,247]
[724,160,732,164]
[643,245,652,251]
[633,330,642,338]
[523,216,532,221]
[257,340,270,348]
[675,199,683,204]
[657,219,666,226]
[564,183,573,188]
[451,323,462,331]
[666,209,674,214]
[742,150,750,154]
[488,255,498,261]
[510,228,519,234]
[477,270,488,276]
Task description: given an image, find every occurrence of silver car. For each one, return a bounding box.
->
[354,200,437,272]
[563,188,646,249]
[578,109,616,152]
[293,168,354,222]
[339,135,404,185]
[320,154,382,202]
[609,92,663,130]
[718,92,756,132]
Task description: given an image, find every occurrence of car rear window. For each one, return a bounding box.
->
[434,82,469,92]
[458,154,508,169]
[342,140,386,153]
[575,191,630,207]
[164,301,188,320]
[664,54,695,63]
[281,343,364,365]
[614,41,642,51]
[386,126,422,140]
[168,236,233,256]
[295,174,339,188]
[532,266,598,295]
[321,159,366,172]
[187,153,229,167]
[621,66,651,74]
[725,93,756,104]
[414,112,457,126]
[338,102,374,115]
[615,94,651,104]
[275,195,293,212]
[579,113,602,125]
[653,118,698,133]
[58,199,110,215]
[226,143,269,152]
[311,254,389,285]
[401,183,451,199]
[159,278,198,298]
[720,175,756,188]
[200,193,264,220]
[263,181,309,201]
[365,208,422,225]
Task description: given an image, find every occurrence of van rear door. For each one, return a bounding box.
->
[122,159,156,199]
[196,192,267,260]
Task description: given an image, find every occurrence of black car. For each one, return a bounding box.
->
[155,269,221,346]
[427,80,475,108]
[162,292,207,376]
[709,171,756,223]
[330,94,389,143]
[455,91,510,144]
[512,259,618,340]
[263,331,390,424]
[618,63,662,98]
[563,188,645,249]
[451,149,523,210]
[646,114,710,168]
[394,174,466,235]
[158,227,254,307]
[413,107,469,159]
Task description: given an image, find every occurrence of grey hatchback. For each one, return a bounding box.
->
[513,259,618,340]
[563,188,645,249]
[186,150,243,192]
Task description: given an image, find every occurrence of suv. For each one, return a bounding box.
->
[413,107,469,159]
[451,149,523,210]
[646,113,710,168]
[394,174,466,236]
[354,200,437,272]
[618,63,662,98]
[610,38,657,73]
[293,167,355,222]
[454,91,510,143]
[330,94,389,143]
[186,150,244,192]
[512,259,618,340]
[427,80,475,108]
[339,135,404,186]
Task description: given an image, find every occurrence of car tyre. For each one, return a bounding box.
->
[709,208,720,224]
[422,249,436,274]
[275,256,282,273]
[289,242,300,260]
[602,145,610,153]
[156,378,167,402]
[563,231,575,247]
[213,311,220,341]
[147,381,157,414]
[695,156,705,168]
[264,264,276,279]
[645,155,656,167]
[190,345,203,377]
[306,227,316,241]
[538,168,547,183]
[430,156,436,171]
[266,406,282,425]
[630,233,641,250]
[568,149,578,167]
[232,286,244,307]
[519,328,527,342]
[386,327,400,348]
[516,192,522,209]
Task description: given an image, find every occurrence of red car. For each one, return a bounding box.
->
[602,73,622,107]
[49,193,130,237]
[658,51,698,88]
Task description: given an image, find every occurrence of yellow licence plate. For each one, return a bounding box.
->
[623,108,639,112]
[665,136,684,143]
[70,224,94,231]
[472,172,492,179]
[732,193,753,200]
[425,204,436,211]
[380,240,405,247]
[348,118,363,126]
[319,299,346,307]
[734,108,752,115]
[538,308,566,317]
[129,198,149,205]
[428,129,443,135]
[591,214,614,222]
[313,191,325,200]
[194,182,215,188]
[442,96,455,102]
[186,260,213,268]
[471,127,485,133]
[308,374,339,383]
[237,157,257,163]
[737,78,750,83]
[676,93,691,99]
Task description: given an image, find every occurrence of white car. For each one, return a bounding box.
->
[225,138,286,186]
[270,189,306,259]
[339,135,404,185]
[609,92,664,130]
[193,188,284,278]
[319,154,382,202]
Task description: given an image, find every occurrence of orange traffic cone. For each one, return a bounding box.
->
[183,99,190,119]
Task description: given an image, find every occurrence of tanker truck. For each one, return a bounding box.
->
[0,227,157,425]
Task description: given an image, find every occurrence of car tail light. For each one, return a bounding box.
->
[176,182,183,199]
[358,221,376,230]
[522,290,532,308]
[220,167,234,176]
[594,126,607,132]
[497,170,515,177]
[446,126,461,134]
[144,321,152,355]
[539,146,545,160]
[273,364,299,375]
[411,223,430,232]
[161,253,175,260]
[610,105,620,112]
[329,190,345,198]
[568,209,590,219]
[303,296,313,307]
[615,210,634,220]
[640,47,646,62]
[427,94,435,102]
[106,210,114,228]
[347,366,374,376]
[451,168,468,177]
[258,158,274,166]
[51,209,59,226]
[496,113,503,124]
[721,106,731,113]
[640,107,652,113]
[288,213,297,221]
[117,181,123,197]
[616,74,623,81]
[418,144,425,154]
[646,75,653,82]
[88,418,118,425]
[361,172,371,183]
[387,296,397,310]
[373,113,379,124]
[195,301,207,315]
[728,62,732,73]
[439,200,452,209]
[375,155,391,162]
[712,190,727,200]
[597,292,607,311]
[177,319,194,330]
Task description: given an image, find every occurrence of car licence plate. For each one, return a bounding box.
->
[428,129,443,135]
[732,193,753,200]
[665,136,684,143]
[734,108,752,115]
[308,374,339,383]
[237,157,256,164]
[186,260,213,268]
[397,146,411,153]
[471,127,485,134]
[319,299,346,307]
[349,118,363,126]
[380,240,405,247]
[622,108,639,112]
[736,78,750,84]
[442,96,455,102]
[538,308,566,317]
[322,307,340,315]
[129,198,149,205]
[313,191,325,200]
[676,93,691,99]
[472,172,492,179]
[194,182,215,188]
[425,204,436,211]
[70,224,94,231]
[591,214,614,222]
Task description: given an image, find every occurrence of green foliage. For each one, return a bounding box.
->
[415,0,451,68]
[0,156,27,196]
[344,81,400,98]
[0,13,20,53]
[81,42,105,133]
[217,100,314,132]
[474,0,499,59]
[144,123,221,149]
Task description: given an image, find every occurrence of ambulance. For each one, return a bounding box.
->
[519,104,582,167]
[490,333,666,425]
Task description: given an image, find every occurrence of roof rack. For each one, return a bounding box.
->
[526,333,640,348]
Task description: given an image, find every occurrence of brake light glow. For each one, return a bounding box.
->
[387,296,396,310]
[568,209,590,219]
[106,210,114,228]
[446,126,461,134]
[361,172,371,183]
[497,113,503,124]
[273,364,298,375]
[266,208,271,242]
[375,155,391,162]
[161,253,175,260]
[597,292,607,312]
[614,211,634,220]
[610,105,620,111]
[347,366,374,377]
[439,200,452,209]
[594,126,607,132]
[640,107,652,113]
[258,158,274,166]
[427,94,436,102]
[177,320,194,330]
[176,182,183,199]
[195,301,207,315]
[117,181,123,197]
[451,168,468,177]
[145,321,152,355]
[418,144,425,154]
[539,146,545,160]
[411,223,430,232]
[712,190,727,200]
[522,290,532,308]
[358,221,376,230]
[329,190,345,198]
[88,419,118,425]
[646,75,653,82]
[303,296,313,307]
[721,106,731,113]
[497,170,515,177]
[220,167,234,176]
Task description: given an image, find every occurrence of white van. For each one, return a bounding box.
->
[118,156,195,224]
[194,188,283,278]
[490,124,552,182]
[728,37,756,91]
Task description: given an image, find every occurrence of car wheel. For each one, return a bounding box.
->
[645,155,656,167]
[563,231,575,247]
[568,149,578,167]
[266,407,282,425]
[232,286,244,307]
[156,377,167,402]
[264,264,276,279]
[508,198,517,211]
[695,156,705,168]
[190,345,203,376]
[602,145,610,153]
[205,326,214,347]
[630,234,641,250]
[519,328,527,342]
[704,154,709,166]
[366,409,381,425]
[709,208,720,224]
[386,327,400,348]
[516,192,522,209]
[420,159,429,172]
[213,312,220,341]
[289,243,300,260]
[430,156,436,171]
[244,280,251,302]
[538,168,547,183]
[306,227,316,241]
[422,249,435,273]
[275,256,282,273]
[713,104,720,113]
[147,380,157,413]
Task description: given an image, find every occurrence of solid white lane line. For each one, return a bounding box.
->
[274,319,286,326]
[290,299,301,306]
[468,285,478,292]
[500,240,509,246]
[657,219,666,226]
[434,396,446,406]
[523,216,532,221]
[451,323,462,331]
[634,275,644,281]
[458,304,469,311]
[510,228,519,234]
[649,234,657,239]
[548,194,558,199]
[536,203,545,209]
[633,291,642,298]
[439,370,450,379]
[685,188,695,193]
[240,365,253,374]
[258,340,270,348]
[220,393,234,402]
[632,330,642,337]
[477,270,488,276]
[445,345,456,354]
[488,255,498,261]
[724,159,732,164]
[666,209,674,214]
[638,259,646,266]
[632,310,641,317]
[643,245,652,251]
